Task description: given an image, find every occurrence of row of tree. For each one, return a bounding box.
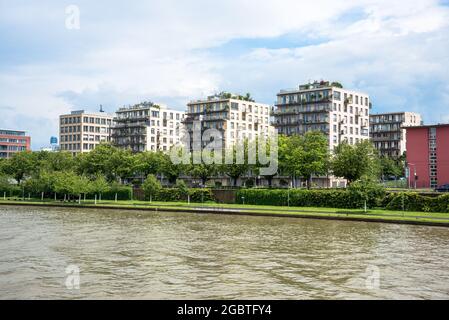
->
[0,132,405,191]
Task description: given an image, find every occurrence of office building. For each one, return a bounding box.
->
[0,129,31,158]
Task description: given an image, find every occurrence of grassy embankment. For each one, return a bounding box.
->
[1,197,449,226]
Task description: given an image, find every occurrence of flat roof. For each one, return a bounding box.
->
[403,123,449,129]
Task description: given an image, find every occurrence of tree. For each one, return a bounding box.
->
[134,151,164,178]
[142,174,162,201]
[53,171,90,199]
[380,156,403,179]
[76,144,135,182]
[23,170,56,196]
[89,175,110,197]
[348,176,386,209]
[176,179,189,200]
[221,141,251,187]
[187,151,218,186]
[160,153,184,184]
[3,151,37,184]
[291,131,329,189]
[331,140,381,185]
[331,82,343,88]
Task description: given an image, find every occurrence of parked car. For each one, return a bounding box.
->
[435,184,449,192]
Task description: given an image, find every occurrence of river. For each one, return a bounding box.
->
[0,205,448,299]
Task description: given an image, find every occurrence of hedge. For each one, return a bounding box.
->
[235,189,368,209]
[150,188,214,203]
[382,192,449,213]
[235,189,449,212]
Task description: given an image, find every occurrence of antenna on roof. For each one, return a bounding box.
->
[99,104,104,113]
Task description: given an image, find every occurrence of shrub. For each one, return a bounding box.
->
[236,188,365,209]
[383,192,449,213]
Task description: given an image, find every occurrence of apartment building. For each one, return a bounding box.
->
[406,124,449,189]
[0,129,31,158]
[273,81,371,150]
[112,102,185,152]
[370,112,422,158]
[59,110,113,155]
[183,93,273,150]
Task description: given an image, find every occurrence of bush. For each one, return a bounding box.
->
[99,186,133,200]
[382,192,449,213]
[153,188,213,203]
[347,178,386,208]
[236,188,367,209]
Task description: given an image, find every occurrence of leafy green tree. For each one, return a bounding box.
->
[53,171,90,199]
[76,144,135,182]
[0,174,13,193]
[23,170,56,195]
[292,131,329,189]
[187,151,218,186]
[89,175,110,197]
[176,179,189,200]
[348,176,386,209]
[160,153,184,184]
[331,140,381,185]
[380,156,403,179]
[142,174,162,201]
[221,141,251,187]
[3,151,37,184]
[134,151,164,178]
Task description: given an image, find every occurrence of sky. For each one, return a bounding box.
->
[1,0,449,150]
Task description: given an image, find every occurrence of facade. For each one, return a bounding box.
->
[370,112,422,158]
[273,81,371,151]
[0,129,31,158]
[184,94,273,150]
[112,102,185,152]
[406,124,449,189]
[59,110,113,155]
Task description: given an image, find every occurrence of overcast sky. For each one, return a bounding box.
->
[1,0,449,149]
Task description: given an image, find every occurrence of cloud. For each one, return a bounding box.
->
[0,0,449,148]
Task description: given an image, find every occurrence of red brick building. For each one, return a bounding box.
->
[406,124,449,189]
[0,129,31,159]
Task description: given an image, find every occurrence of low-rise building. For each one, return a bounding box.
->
[59,110,113,155]
[370,112,422,158]
[406,124,449,189]
[0,129,31,158]
[112,102,185,152]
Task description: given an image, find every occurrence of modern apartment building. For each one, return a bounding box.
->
[183,93,273,150]
[112,102,185,152]
[406,124,449,189]
[273,81,371,150]
[0,129,31,158]
[59,110,113,155]
[370,112,422,158]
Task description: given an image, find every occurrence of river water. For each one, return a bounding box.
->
[0,205,448,299]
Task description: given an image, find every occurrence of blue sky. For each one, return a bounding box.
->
[1,0,449,149]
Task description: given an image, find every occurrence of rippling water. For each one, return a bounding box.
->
[0,205,448,299]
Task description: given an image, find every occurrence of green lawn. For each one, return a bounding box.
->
[1,198,449,225]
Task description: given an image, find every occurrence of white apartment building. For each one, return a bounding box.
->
[370,112,423,158]
[59,110,113,155]
[112,102,185,152]
[273,81,371,151]
[184,93,274,150]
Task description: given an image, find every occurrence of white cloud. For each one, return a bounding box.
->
[0,0,449,148]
